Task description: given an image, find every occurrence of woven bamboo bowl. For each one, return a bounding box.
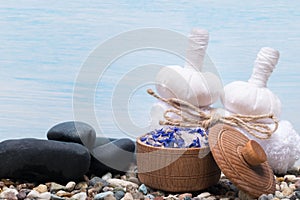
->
[136,137,221,192]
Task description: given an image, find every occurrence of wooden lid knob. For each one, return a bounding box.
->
[241,140,267,166]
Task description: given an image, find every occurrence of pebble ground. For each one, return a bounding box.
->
[1,164,300,200]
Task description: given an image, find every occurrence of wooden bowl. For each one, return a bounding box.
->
[136,137,221,192]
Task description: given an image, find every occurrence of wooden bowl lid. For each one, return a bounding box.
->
[208,124,275,198]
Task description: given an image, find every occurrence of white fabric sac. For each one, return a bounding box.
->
[185,28,209,70]
[222,81,281,117]
[155,28,222,108]
[221,47,281,118]
[156,66,222,107]
[222,47,300,173]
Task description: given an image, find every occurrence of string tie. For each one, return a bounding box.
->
[148,89,278,139]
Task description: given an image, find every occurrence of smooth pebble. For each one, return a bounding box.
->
[26,190,40,198]
[89,177,106,187]
[275,191,284,199]
[0,139,90,182]
[128,177,140,185]
[165,194,178,200]
[284,175,296,182]
[113,187,125,192]
[102,173,113,181]
[94,191,114,200]
[104,194,117,200]
[258,194,268,200]
[179,193,192,200]
[71,192,87,200]
[197,192,211,199]
[33,184,48,193]
[89,139,136,176]
[107,179,138,189]
[56,190,73,197]
[39,192,51,200]
[276,177,285,182]
[267,194,273,200]
[295,191,300,198]
[280,181,288,190]
[75,182,88,190]
[125,185,135,193]
[0,188,18,200]
[51,194,65,200]
[115,190,125,200]
[50,182,66,192]
[282,187,293,196]
[65,181,76,191]
[139,184,148,195]
[289,183,296,190]
[132,191,144,199]
[47,121,96,148]
[145,194,155,200]
[121,192,134,200]
[103,186,114,192]
[17,190,27,200]
[295,179,300,189]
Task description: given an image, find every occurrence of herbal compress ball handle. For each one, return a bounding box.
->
[185,28,209,70]
[155,28,222,107]
[248,47,280,88]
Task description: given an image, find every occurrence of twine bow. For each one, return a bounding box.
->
[148,89,278,139]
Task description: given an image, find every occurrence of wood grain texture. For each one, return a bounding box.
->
[136,137,221,192]
[209,124,276,198]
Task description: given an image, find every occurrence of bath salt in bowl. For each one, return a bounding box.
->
[140,126,209,148]
[136,126,221,192]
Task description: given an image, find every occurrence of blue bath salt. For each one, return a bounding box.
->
[140,126,209,148]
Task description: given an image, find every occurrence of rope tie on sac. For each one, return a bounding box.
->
[147,89,278,139]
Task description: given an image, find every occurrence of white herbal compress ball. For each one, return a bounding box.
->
[150,28,222,128]
[222,47,281,117]
[222,47,300,173]
[155,28,222,107]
